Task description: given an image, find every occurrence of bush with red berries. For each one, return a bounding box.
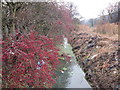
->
[2,31,60,88]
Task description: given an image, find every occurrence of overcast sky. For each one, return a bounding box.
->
[60,0,119,19]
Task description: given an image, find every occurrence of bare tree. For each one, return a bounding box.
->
[106,2,118,23]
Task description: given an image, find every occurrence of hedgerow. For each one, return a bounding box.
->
[2,31,60,88]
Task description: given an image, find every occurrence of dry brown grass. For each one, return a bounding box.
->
[78,25,92,33]
[77,24,118,41]
[77,23,118,55]
[94,23,118,35]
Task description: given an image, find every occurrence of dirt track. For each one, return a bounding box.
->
[70,30,119,89]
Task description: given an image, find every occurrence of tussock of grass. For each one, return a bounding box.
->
[94,23,118,35]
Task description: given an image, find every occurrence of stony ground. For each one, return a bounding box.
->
[70,30,119,89]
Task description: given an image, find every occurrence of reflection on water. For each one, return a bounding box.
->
[66,56,92,88]
[64,38,68,48]
[53,38,92,88]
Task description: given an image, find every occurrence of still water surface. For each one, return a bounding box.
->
[53,38,92,88]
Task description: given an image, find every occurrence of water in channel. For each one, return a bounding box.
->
[53,38,92,88]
